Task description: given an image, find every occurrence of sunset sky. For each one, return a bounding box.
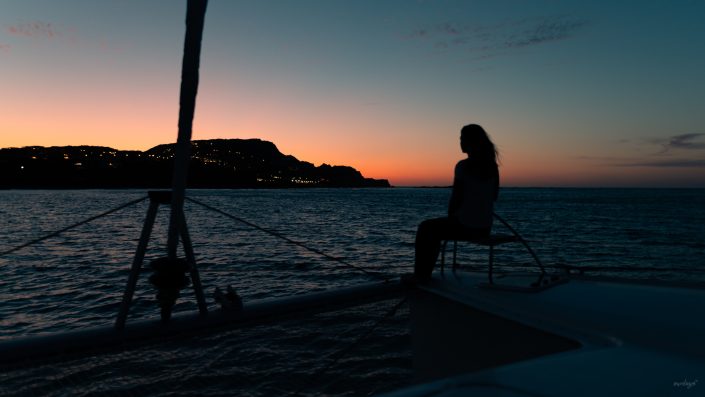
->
[2,1,705,187]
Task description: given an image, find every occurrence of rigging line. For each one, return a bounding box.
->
[290,297,408,397]
[185,197,392,282]
[551,263,705,273]
[0,196,148,258]
[490,213,705,276]
[492,212,545,272]
[453,261,705,274]
[454,262,705,274]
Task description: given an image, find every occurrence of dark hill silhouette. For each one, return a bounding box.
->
[0,139,390,188]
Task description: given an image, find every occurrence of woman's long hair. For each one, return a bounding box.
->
[461,124,499,166]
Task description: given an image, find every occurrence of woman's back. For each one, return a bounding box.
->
[414,123,499,280]
[451,158,498,229]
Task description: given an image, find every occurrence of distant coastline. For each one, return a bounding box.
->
[0,139,390,189]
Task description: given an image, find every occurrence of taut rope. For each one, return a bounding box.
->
[185,197,393,282]
[0,196,148,258]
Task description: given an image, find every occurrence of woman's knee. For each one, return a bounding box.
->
[417,219,433,232]
[420,217,447,229]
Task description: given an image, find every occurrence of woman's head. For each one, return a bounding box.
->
[460,124,498,164]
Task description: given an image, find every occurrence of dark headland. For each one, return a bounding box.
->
[0,139,390,188]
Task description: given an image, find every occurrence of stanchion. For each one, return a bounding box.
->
[115,191,207,329]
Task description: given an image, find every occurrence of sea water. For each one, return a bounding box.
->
[1,188,704,395]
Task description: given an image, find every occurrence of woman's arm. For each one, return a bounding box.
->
[448,162,463,216]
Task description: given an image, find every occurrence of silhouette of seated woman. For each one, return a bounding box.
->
[415,124,499,280]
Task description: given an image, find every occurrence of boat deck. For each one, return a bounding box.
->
[391,271,705,397]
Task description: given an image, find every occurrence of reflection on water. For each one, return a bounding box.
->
[0,188,704,395]
[0,188,704,338]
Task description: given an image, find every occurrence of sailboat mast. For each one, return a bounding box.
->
[167,0,208,259]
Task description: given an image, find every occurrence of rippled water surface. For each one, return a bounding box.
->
[1,188,704,395]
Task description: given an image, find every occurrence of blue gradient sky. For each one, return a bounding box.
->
[2,1,705,186]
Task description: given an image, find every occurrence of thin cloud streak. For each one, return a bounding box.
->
[640,133,705,155]
[7,21,63,39]
[406,15,588,56]
[612,159,705,168]
[4,21,122,53]
[581,133,705,168]
[578,151,705,168]
[659,133,705,151]
[504,17,587,48]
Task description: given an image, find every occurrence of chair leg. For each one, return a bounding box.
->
[488,245,494,284]
[452,240,458,270]
[440,240,447,273]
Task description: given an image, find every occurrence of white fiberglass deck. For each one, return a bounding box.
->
[391,271,705,397]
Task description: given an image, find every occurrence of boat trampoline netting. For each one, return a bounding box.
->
[0,298,413,397]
